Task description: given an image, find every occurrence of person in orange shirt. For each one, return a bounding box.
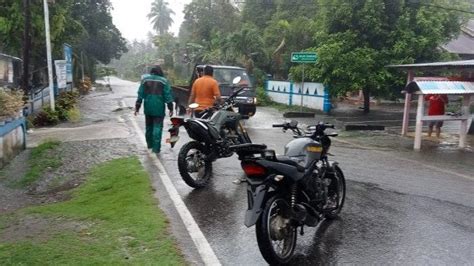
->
[188,65,221,117]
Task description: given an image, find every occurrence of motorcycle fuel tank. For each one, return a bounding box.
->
[284,138,323,167]
[210,110,241,131]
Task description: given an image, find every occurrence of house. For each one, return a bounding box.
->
[443,19,474,60]
[0,53,22,88]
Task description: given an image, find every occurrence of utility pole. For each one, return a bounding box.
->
[21,0,31,93]
[43,0,55,110]
[81,51,85,82]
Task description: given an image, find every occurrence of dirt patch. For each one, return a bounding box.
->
[0,214,93,243]
[32,138,138,195]
[0,138,140,214]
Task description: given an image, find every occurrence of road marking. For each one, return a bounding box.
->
[125,100,221,266]
[333,138,474,181]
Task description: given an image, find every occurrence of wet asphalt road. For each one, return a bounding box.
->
[111,77,473,265]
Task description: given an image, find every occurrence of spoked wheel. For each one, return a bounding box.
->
[325,165,346,219]
[256,196,297,265]
[178,141,212,188]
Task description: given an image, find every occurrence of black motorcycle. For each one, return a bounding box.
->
[168,78,252,188]
[230,120,345,264]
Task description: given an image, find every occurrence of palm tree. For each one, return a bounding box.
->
[148,0,175,35]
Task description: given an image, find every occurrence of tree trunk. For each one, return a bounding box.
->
[21,0,31,93]
[362,87,370,113]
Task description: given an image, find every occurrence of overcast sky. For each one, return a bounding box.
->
[110,0,191,41]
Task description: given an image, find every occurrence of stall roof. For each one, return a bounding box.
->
[387,60,474,70]
[405,80,474,94]
[0,53,21,61]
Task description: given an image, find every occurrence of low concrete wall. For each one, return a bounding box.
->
[265,80,332,112]
[0,117,26,169]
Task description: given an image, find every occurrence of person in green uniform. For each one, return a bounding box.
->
[134,65,174,153]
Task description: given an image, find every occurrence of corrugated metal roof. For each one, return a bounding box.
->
[0,53,21,61]
[405,80,474,94]
[387,60,474,69]
[443,33,474,54]
[442,19,474,55]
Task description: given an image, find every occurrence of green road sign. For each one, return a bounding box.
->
[291,52,318,63]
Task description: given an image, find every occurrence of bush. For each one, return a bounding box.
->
[32,91,81,127]
[256,86,272,106]
[78,77,92,94]
[33,107,60,127]
[56,91,80,121]
[57,91,79,111]
[66,106,81,123]
[0,89,24,119]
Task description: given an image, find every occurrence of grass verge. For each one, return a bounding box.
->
[16,140,62,187]
[0,157,185,265]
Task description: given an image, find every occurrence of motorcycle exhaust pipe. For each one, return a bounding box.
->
[292,204,308,223]
[295,203,319,227]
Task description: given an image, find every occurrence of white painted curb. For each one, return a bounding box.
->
[125,100,221,266]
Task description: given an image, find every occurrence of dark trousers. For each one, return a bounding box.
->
[145,115,164,153]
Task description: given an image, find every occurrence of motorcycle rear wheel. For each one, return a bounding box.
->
[178,141,212,188]
[256,196,297,265]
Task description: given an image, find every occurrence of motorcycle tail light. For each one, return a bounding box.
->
[242,162,266,177]
[171,117,183,126]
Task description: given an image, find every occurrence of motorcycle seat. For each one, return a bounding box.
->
[230,143,267,153]
[276,155,305,172]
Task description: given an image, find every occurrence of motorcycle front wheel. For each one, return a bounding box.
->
[178,141,212,188]
[325,165,346,219]
[256,196,297,265]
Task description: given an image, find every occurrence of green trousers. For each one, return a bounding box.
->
[145,116,164,153]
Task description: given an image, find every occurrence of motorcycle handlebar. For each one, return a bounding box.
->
[227,87,246,102]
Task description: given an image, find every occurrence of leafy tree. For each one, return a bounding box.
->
[290,0,470,112]
[70,0,127,66]
[226,23,266,72]
[148,0,175,35]
[241,0,278,29]
[0,0,126,89]
[179,0,240,57]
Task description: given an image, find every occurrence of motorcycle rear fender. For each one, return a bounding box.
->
[245,184,268,227]
[168,117,186,134]
[168,125,180,134]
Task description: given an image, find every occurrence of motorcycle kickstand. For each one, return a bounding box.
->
[300,226,304,236]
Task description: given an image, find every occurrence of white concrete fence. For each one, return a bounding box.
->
[265,80,332,112]
[0,117,26,168]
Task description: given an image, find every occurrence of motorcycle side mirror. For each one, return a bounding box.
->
[232,76,242,85]
[188,103,199,109]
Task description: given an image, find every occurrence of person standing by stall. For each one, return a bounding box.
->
[425,94,448,138]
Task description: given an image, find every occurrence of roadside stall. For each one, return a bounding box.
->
[388,60,474,150]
